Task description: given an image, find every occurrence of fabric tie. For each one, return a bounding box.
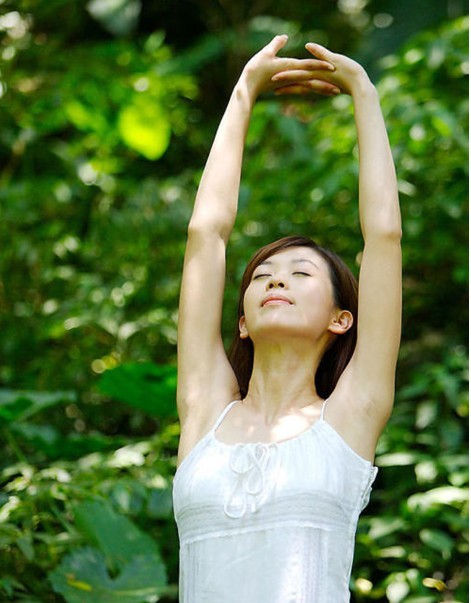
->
[224,443,277,519]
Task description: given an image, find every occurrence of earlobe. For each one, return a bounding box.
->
[328,310,354,335]
[239,316,249,339]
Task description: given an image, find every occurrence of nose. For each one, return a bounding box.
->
[267,276,286,289]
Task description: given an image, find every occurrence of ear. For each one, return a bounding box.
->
[239,315,250,339]
[327,310,354,335]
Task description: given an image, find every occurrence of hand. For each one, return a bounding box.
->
[240,35,339,102]
[272,42,373,97]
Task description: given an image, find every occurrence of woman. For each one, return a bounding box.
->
[173,35,402,602]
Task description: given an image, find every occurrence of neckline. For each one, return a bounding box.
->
[212,415,325,449]
[212,417,375,466]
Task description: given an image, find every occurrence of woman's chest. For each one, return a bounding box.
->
[174,431,366,518]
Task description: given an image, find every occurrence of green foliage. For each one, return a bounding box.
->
[353,346,468,602]
[0,426,178,601]
[98,363,177,418]
[49,500,168,603]
[0,390,76,425]
[0,2,468,602]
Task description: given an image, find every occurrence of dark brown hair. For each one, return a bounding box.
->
[228,235,358,400]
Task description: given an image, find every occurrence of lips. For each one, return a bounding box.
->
[262,294,293,307]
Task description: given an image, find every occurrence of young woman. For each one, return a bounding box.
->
[172,35,402,602]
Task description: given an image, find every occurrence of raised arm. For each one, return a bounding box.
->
[316,49,401,424]
[343,59,402,424]
[273,44,402,442]
[177,36,339,456]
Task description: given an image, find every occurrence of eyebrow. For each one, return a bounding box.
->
[292,258,318,268]
[258,258,319,268]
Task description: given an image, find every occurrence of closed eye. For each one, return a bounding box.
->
[253,273,272,280]
[293,271,311,277]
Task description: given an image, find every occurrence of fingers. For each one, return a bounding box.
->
[265,34,289,55]
[272,66,341,95]
[274,79,341,97]
[272,68,332,83]
[277,57,335,72]
[305,42,336,62]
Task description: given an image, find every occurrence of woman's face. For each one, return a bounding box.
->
[240,246,340,344]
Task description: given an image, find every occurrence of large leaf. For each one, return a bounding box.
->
[49,546,166,603]
[72,499,165,571]
[0,390,76,425]
[49,500,167,602]
[98,362,177,418]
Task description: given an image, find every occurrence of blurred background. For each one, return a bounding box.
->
[0,1,468,601]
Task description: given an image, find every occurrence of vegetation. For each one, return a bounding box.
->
[0,1,468,601]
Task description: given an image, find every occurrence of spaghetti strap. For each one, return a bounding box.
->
[320,397,329,421]
[212,400,240,432]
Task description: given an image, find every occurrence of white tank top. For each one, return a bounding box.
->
[173,399,378,603]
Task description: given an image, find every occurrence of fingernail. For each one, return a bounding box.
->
[332,87,341,95]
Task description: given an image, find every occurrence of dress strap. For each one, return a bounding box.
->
[212,400,240,432]
[320,397,329,421]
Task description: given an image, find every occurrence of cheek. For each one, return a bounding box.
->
[242,288,256,324]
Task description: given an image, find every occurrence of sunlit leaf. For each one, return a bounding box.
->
[407,486,468,511]
[118,98,171,160]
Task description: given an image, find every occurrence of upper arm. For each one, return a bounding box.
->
[327,233,402,459]
[345,233,402,419]
[177,227,239,421]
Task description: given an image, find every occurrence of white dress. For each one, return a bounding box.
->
[172,399,378,603]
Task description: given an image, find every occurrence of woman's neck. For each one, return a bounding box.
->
[244,339,325,423]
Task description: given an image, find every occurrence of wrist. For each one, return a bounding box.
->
[234,72,258,109]
[350,75,377,100]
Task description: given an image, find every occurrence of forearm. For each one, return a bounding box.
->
[189,76,255,243]
[352,79,401,240]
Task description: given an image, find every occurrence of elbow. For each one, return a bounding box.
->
[365,205,402,242]
[382,224,402,241]
[364,223,402,244]
[187,218,231,243]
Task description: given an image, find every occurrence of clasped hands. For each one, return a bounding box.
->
[241,34,370,101]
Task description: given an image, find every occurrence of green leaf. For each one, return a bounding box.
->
[0,576,26,597]
[49,546,166,603]
[98,362,177,417]
[118,98,171,160]
[11,423,125,461]
[0,390,76,425]
[419,528,455,558]
[407,486,468,511]
[376,452,420,467]
[72,499,166,575]
[108,478,147,515]
[65,101,109,134]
